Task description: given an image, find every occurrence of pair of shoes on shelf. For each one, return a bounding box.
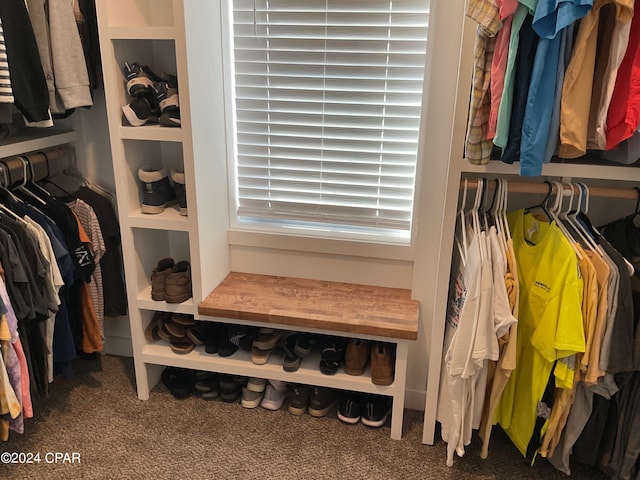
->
[371,342,395,386]
[150,313,197,354]
[241,377,268,408]
[138,166,187,216]
[319,336,348,375]
[195,371,220,400]
[260,379,289,410]
[287,384,340,417]
[251,328,284,365]
[151,258,192,303]
[161,367,195,399]
[344,338,371,376]
[337,394,392,428]
[219,374,246,403]
[121,62,180,127]
[279,333,311,372]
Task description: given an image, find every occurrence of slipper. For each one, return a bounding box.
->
[171,313,196,326]
[161,367,194,399]
[158,321,173,342]
[166,321,187,338]
[170,339,195,354]
[186,324,206,345]
[144,316,161,342]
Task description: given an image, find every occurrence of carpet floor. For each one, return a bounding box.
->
[1,355,609,479]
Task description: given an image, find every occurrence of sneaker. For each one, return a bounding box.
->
[337,395,363,424]
[122,62,163,97]
[150,257,174,301]
[287,384,312,415]
[122,92,160,126]
[219,375,241,403]
[242,387,264,408]
[253,328,285,350]
[281,333,302,372]
[344,338,370,376]
[170,169,187,215]
[261,384,289,410]
[371,342,395,386]
[361,396,392,428]
[246,377,267,393]
[308,386,340,417]
[138,167,177,214]
[154,80,181,127]
[164,260,192,303]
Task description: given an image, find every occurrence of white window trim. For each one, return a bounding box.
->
[219,0,427,260]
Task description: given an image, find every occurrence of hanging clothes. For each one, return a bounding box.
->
[495,209,585,459]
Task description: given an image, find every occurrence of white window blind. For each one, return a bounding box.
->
[230,0,429,237]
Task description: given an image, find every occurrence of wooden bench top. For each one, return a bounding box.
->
[198,272,419,340]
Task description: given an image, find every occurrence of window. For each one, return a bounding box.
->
[228,0,429,241]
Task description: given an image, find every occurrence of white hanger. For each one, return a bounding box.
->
[551,181,583,260]
[455,178,469,266]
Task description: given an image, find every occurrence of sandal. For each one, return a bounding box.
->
[320,336,347,375]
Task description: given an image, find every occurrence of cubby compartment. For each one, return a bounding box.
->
[103,0,175,28]
[121,139,185,223]
[131,228,191,306]
[108,39,178,128]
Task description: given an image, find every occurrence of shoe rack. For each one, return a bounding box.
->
[95,0,229,398]
[96,1,415,439]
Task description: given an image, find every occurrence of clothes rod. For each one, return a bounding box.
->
[460,179,640,201]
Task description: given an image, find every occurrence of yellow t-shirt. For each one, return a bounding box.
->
[497,210,585,456]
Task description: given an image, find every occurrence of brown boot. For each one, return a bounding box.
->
[371,342,395,385]
[344,338,370,376]
[151,258,174,301]
[165,260,193,303]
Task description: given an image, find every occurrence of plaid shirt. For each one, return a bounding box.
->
[465,0,502,165]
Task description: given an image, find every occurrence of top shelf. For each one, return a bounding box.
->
[0,129,76,158]
[462,159,640,182]
[103,0,176,28]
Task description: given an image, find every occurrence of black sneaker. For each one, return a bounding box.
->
[123,62,163,97]
[308,386,341,417]
[337,395,363,424]
[154,80,181,127]
[122,92,160,126]
[138,167,177,213]
[287,384,312,415]
[217,325,239,357]
[361,396,391,428]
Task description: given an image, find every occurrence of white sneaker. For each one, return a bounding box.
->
[260,384,289,410]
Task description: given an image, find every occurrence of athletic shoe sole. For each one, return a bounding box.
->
[122,103,149,127]
[361,410,391,428]
[287,404,307,416]
[308,400,339,417]
[337,412,361,424]
[140,199,177,214]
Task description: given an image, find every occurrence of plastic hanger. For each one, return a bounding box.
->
[524,180,553,222]
[455,178,469,266]
[15,157,46,206]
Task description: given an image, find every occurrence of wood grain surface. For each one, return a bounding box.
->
[198,272,419,340]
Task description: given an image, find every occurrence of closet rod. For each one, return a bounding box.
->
[0,145,74,188]
[460,179,640,201]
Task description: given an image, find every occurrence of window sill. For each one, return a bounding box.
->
[227,227,415,262]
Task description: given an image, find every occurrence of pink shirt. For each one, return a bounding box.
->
[488,0,520,140]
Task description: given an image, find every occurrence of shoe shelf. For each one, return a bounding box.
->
[128,207,190,231]
[119,125,183,142]
[136,285,196,314]
[140,344,396,396]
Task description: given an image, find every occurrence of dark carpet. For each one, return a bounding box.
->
[1,355,608,479]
